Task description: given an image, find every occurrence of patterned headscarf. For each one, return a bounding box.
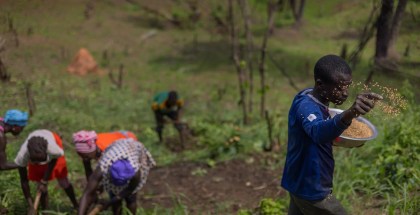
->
[4,109,29,126]
[72,130,97,153]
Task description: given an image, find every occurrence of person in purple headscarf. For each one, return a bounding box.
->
[78,138,155,215]
[0,109,29,170]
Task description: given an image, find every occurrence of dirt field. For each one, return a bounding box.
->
[138,154,285,214]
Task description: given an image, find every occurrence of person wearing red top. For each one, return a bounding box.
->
[15,130,78,214]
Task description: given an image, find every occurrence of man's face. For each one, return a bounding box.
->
[323,73,352,105]
[11,125,24,136]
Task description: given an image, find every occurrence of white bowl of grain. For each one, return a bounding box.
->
[329,108,378,148]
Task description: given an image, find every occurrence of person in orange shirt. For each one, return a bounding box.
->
[72,130,137,180]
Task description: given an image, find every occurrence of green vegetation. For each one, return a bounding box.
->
[0,0,418,214]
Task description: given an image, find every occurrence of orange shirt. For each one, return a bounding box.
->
[96,131,137,151]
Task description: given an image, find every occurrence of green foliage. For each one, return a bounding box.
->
[238,198,288,215]
[257,198,287,215]
[371,82,419,192]
[334,85,420,214]
[237,209,253,215]
[137,195,188,215]
[374,112,419,188]
[190,167,208,176]
[192,119,244,159]
[171,7,190,25]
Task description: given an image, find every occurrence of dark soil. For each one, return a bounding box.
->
[138,154,285,214]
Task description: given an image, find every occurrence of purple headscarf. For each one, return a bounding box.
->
[110,159,136,186]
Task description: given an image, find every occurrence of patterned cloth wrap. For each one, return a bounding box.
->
[99,138,156,195]
[72,130,98,153]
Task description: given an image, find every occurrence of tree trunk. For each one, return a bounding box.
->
[258,0,280,117]
[387,0,408,58]
[0,58,10,82]
[375,0,394,61]
[239,0,254,114]
[289,0,305,26]
[229,0,248,124]
[25,83,36,116]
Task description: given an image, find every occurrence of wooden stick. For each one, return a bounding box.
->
[33,191,42,211]
[88,205,103,215]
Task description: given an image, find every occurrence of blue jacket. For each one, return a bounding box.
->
[281,88,349,201]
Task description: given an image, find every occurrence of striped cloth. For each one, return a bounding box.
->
[98,138,155,195]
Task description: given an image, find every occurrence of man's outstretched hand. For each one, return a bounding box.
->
[341,92,383,125]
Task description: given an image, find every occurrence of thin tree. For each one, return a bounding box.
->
[289,0,305,26]
[0,58,10,82]
[258,0,281,117]
[229,0,248,124]
[0,38,10,82]
[375,0,394,61]
[375,0,408,62]
[373,0,408,81]
[348,1,380,66]
[387,0,408,57]
[24,83,36,116]
[238,0,255,113]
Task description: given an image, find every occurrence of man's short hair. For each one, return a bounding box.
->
[314,55,352,83]
[168,91,178,102]
[27,136,48,157]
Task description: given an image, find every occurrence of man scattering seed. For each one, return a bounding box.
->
[281,55,382,215]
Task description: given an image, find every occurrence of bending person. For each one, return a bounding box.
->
[0,109,28,170]
[72,130,138,180]
[15,130,78,214]
[151,90,185,144]
[78,138,155,215]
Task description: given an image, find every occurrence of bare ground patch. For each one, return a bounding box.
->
[138,154,285,214]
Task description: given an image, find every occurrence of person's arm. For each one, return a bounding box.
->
[83,159,93,180]
[299,104,349,144]
[37,159,57,193]
[341,92,383,125]
[118,170,141,199]
[0,134,19,170]
[101,171,141,210]
[78,167,102,215]
[18,167,34,207]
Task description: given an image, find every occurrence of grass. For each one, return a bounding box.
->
[0,0,419,214]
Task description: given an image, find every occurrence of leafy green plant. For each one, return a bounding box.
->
[238,198,288,215]
[257,198,287,215]
[334,84,419,214]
